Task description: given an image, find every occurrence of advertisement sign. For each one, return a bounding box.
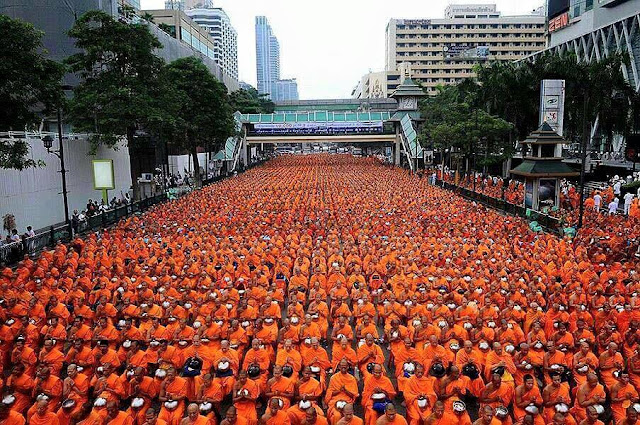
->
[253,121,384,135]
[548,12,570,33]
[539,179,558,208]
[525,180,534,209]
[92,159,115,190]
[540,80,565,136]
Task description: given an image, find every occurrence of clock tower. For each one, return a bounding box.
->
[390,78,426,112]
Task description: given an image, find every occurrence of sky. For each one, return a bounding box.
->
[140,0,544,99]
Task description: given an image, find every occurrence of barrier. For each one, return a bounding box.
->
[434,179,563,234]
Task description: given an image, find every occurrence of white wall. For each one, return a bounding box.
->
[0,135,132,232]
[168,153,208,176]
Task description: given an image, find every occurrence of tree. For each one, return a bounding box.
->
[0,15,65,169]
[158,57,235,187]
[419,83,513,171]
[229,87,275,114]
[65,11,165,153]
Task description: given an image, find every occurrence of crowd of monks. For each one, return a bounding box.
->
[1,155,640,425]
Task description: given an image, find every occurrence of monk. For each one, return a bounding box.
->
[325,359,359,421]
[610,372,639,425]
[514,375,542,422]
[260,399,291,425]
[423,401,458,425]
[0,400,25,425]
[362,364,397,425]
[335,405,363,425]
[542,373,571,423]
[266,365,295,410]
[472,406,497,425]
[374,405,406,425]
[571,374,606,423]
[106,401,134,425]
[301,408,328,425]
[180,404,214,425]
[599,342,624,390]
[29,367,62,417]
[220,407,247,425]
[479,373,514,411]
[29,400,59,425]
[5,364,33,414]
[60,364,89,418]
[158,367,187,425]
[404,364,436,425]
[287,368,324,425]
[233,371,260,425]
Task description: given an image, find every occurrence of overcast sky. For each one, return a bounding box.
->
[140,0,544,99]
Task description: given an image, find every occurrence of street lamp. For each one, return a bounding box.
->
[42,107,70,226]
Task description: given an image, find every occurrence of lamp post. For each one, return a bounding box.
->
[42,107,70,226]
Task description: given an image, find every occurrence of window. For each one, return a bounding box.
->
[180,27,191,44]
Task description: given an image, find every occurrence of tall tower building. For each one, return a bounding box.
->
[255,16,281,98]
[186,7,238,81]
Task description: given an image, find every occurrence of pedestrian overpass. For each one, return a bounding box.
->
[214,79,427,172]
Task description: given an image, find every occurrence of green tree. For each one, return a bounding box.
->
[65,11,165,153]
[158,57,235,187]
[0,15,65,169]
[229,87,275,114]
[420,84,513,171]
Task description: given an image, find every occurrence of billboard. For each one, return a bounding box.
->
[92,159,115,190]
[253,121,384,135]
[548,0,570,19]
[540,80,566,137]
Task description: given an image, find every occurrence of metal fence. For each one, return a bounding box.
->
[434,179,564,234]
[1,193,169,266]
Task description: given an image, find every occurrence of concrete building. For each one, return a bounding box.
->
[527,0,640,155]
[274,79,299,101]
[144,9,238,91]
[256,16,281,98]
[352,63,413,99]
[164,0,209,10]
[185,8,238,81]
[239,81,256,91]
[385,4,546,94]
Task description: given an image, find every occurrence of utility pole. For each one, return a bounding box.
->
[578,94,590,229]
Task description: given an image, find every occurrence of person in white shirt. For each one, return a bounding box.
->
[614,180,622,196]
[608,197,619,215]
[624,192,635,215]
[25,226,35,238]
[593,192,602,211]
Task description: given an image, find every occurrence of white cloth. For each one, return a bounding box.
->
[593,194,602,209]
[614,181,622,195]
[608,199,619,214]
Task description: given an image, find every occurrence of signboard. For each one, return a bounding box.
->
[398,19,431,26]
[444,44,490,60]
[548,12,570,33]
[540,80,565,136]
[92,159,115,190]
[253,121,384,136]
[525,180,534,209]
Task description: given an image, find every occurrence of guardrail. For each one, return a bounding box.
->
[1,193,169,266]
[434,179,564,235]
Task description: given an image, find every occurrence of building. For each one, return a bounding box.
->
[351,63,413,99]
[122,0,141,10]
[144,9,238,91]
[255,16,281,98]
[239,81,256,91]
[274,79,299,101]
[385,4,546,95]
[164,0,209,11]
[528,0,640,155]
[186,8,238,81]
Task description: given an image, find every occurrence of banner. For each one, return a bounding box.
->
[253,121,384,135]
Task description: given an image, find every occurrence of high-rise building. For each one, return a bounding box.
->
[352,63,413,99]
[186,7,238,81]
[164,0,209,11]
[255,16,281,98]
[385,4,546,95]
[274,79,299,101]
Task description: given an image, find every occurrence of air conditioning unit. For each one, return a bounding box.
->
[139,173,153,183]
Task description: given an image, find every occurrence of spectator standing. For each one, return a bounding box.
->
[624,192,635,215]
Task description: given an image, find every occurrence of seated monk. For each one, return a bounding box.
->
[542,373,571,423]
[276,340,303,380]
[158,367,188,425]
[180,403,214,425]
[60,364,89,419]
[335,404,363,425]
[301,408,328,425]
[287,367,324,425]
[357,334,386,378]
[266,365,295,410]
[438,366,472,414]
[0,401,25,425]
[621,406,639,425]
[28,367,62,419]
[325,360,359,422]
[610,372,639,425]
[233,371,260,425]
[599,342,624,390]
[479,373,514,411]
[29,400,58,425]
[362,364,397,425]
[105,401,134,425]
[422,401,458,425]
[128,367,158,425]
[220,407,247,425]
[374,404,406,425]
[404,364,437,425]
[571,373,605,423]
[260,399,290,425]
[6,364,33,414]
[513,375,542,422]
